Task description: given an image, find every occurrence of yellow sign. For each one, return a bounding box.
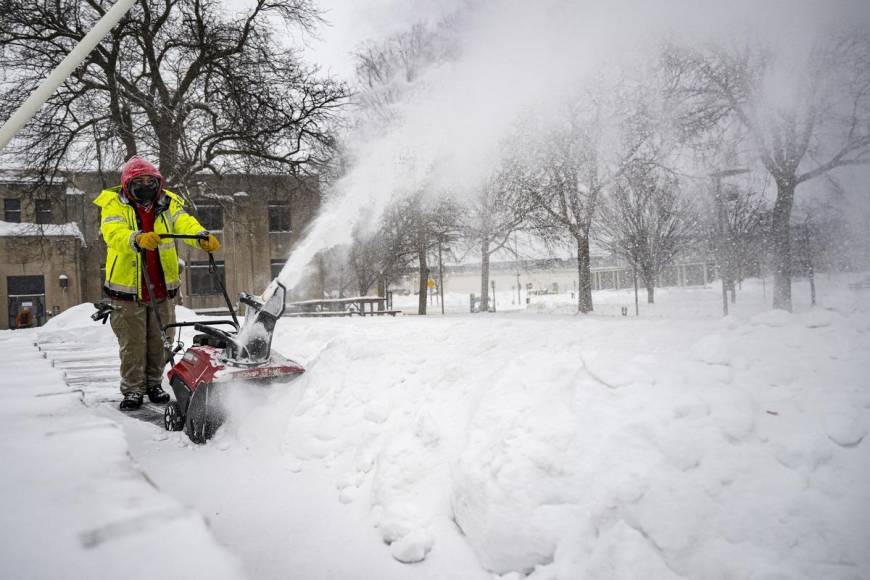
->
[427,278,436,289]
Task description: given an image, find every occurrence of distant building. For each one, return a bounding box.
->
[396,245,716,300]
[0,170,321,330]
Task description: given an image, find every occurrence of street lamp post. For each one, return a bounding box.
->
[710,168,750,317]
[514,233,521,307]
[437,236,445,315]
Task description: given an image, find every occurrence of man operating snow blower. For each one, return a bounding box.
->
[94,156,220,411]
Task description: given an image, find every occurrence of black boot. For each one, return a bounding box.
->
[120,392,144,411]
[146,384,170,404]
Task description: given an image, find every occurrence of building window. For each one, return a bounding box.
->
[196,204,223,232]
[270,260,285,279]
[189,260,225,295]
[35,199,52,224]
[4,198,21,223]
[268,202,291,232]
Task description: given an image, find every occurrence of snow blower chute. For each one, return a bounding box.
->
[146,234,303,444]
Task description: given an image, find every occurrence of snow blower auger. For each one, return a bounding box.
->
[149,234,304,444]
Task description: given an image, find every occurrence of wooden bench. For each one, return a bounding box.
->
[284,296,402,318]
[284,311,355,318]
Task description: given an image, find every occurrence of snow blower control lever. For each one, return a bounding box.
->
[136,233,239,364]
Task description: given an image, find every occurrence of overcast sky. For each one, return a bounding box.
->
[224,0,466,79]
[306,0,465,77]
[226,0,870,82]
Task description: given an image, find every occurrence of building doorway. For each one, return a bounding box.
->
[7,275,46,329]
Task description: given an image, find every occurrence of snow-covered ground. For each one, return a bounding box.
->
[2,275,869,579]
[0,326,243,580]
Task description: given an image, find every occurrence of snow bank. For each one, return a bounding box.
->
[39,303,203,351]
[41,302,98,330]
[43,303,202,330]
[242,284,870,579]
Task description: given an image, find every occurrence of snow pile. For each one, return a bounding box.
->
[241,291,870,579]
[41,302,99,330]
[42,303,201,330]
[39,304,202,354]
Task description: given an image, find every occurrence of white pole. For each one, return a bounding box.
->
[0,0,138,152]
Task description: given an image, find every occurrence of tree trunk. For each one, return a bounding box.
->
[317,253,327,299]
[157,116,178,179]
[771,178,796,311]
[417,241,428,315]
[640,267,655,304]
[377,277,386,311]
[576,234,593,313]
[480,237,490,312]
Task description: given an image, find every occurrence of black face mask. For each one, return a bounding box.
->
[129,180,160,204]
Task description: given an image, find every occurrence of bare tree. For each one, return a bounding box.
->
[0,0,348,185]
[350,234,389,297]
[352,16,460,131]
[664,33,870,310]
[349,205,416,297]
[409,196,459,315]
[699,179,770,301]
[598,161,699,303]
[723,184,768,290]
[520,83,654,313]
[460,169,532,312]
[520,102,604,313]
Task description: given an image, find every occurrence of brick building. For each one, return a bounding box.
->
[0,170,321,329]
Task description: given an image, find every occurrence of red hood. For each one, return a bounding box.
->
[121,156,165,194]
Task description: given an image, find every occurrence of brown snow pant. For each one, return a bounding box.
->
[109,298,175,396]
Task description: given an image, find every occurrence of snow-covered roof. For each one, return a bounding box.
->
[0,220,85,244]
[0,169,65,185]
[201,192,235,202]
[65,185,85,196]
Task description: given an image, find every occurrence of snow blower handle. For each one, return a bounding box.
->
[207,252,239,329]
[91,301,116,324]
[158,233,210,240]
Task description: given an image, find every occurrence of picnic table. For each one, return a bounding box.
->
[284,296,402,317]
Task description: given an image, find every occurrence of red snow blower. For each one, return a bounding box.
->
[147,234,304,444]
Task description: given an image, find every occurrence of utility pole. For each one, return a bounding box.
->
[514,232,521,306]
[491,280,496,312]
[438,236,445,315]
[803,219,816,307]
[713,173,729,316]
[633,267,639,316]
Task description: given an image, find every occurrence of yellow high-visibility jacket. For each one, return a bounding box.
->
[94,187,207,300]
